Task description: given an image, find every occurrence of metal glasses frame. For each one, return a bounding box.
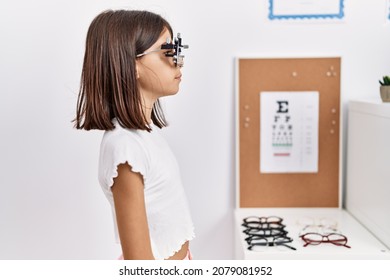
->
[136,33,188,67]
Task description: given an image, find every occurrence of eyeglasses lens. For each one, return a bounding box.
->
[328,233,348,246]
[302,233,323,245]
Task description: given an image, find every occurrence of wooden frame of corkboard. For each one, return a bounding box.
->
[235,57,342,208]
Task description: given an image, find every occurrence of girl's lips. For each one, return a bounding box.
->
[175,74,182,79]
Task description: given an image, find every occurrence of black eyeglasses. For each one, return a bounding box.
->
[243,227,288,238]
[247,236,296,251]
[242,222,286,231]
[243,216,283,225]
[300,232,351,248]
[242,216,296,251]
[245,230,289,244]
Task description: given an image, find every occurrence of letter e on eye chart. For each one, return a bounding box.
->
[260,91,319,173]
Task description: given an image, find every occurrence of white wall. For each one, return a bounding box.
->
[1,0,389,259]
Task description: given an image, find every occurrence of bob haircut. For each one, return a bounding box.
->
[74,10,173,131]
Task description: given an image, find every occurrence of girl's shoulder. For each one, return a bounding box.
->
[100,118,163,159]
[102,121,145,150]
[98,120,151,188]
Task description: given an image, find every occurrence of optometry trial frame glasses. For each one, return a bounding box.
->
[136,33,188,67]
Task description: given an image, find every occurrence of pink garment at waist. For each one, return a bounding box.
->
[118,250,192,260]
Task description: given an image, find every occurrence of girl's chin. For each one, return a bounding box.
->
[166,88,180,96]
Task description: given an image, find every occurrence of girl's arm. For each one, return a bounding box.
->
[111,163,155,260]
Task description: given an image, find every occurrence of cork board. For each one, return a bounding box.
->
[237,57,340,208]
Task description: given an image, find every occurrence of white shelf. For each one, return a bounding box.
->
[346,100,390,249]
[348,99,390,118]
[235,208,390,260]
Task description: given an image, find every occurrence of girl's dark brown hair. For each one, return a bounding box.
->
[74,10,173,131]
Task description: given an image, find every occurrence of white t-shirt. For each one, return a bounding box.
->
[98,119,195,260]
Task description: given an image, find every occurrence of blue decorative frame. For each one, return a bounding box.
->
[388,0,390,21]
[268,0,345,20]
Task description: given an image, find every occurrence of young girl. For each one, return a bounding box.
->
[74,9,195,260]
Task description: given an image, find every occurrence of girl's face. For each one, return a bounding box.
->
[136,28,182,103]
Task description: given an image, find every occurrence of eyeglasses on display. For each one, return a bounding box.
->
[242,215,296,252]
[296,217,338,229]
[243,227,288,238]
[300,232,351,248]
[247,236,297,251]
[243,216,283,225]
[299,224,341,237]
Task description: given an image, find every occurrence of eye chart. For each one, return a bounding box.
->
[260,91,319,173]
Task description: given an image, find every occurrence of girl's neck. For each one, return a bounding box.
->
[142,104,153,124]
[141,96,156,124]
